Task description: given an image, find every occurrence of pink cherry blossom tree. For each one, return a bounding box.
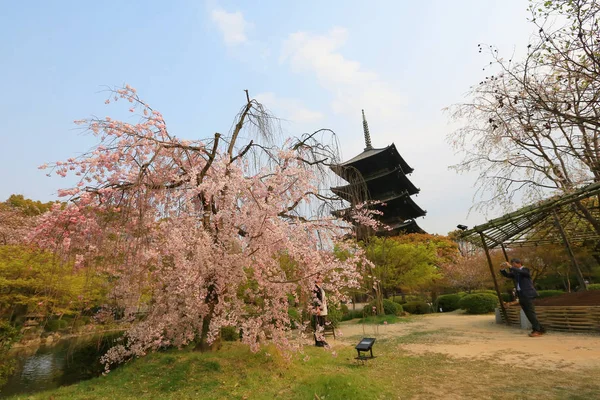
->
[0,205,30,245]
[30,86,372,367]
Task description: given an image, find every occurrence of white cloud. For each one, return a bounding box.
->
[255,92,324,124]
[280,27,406,119]
[211,9,250,46]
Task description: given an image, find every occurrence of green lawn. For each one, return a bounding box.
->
[356,314,406,324]
[8,326,600,400]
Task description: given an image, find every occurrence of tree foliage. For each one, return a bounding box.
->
[5,194,56,216]
[364,235,445,296]
[0,245,108,319]
[442,251,496,292]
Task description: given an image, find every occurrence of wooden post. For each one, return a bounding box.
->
[480,232,509,325]
[553,210,587,291]
[500,244,509,262]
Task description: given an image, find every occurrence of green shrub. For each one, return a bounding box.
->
[456,290,509,302]
[402,301,431,314]
[501,293,513,302]
[403,295,428,302]
[341,309,364,321]
[0,321,20,385]
[72,319,86,329]
[327,305,343,328]
[0,321,19,348]
[473,290,497,295]
[287,307,300,328]
[383,299,401,315]
[394,304,404,315]
[326,303,350,327]
[364,301,378,316]
[469,290,512,302]
[393,300,405,307]
[45,319,69,332]
[220,326,239,342]
[458,293,498,314]
[357,315,400,324]
[365,299,403,316]
[435,294,462,312]
[588,283,600,291]
[340,303,349,315]
[536,290,565,298]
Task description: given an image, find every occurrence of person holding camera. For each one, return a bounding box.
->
[500,258,546,337]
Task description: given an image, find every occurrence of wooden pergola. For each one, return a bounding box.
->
[459,182,600,323]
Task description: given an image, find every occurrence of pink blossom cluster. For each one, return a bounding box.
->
[30,86,372,368]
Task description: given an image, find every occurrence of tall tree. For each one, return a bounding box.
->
[448,0,600,233]
[364,236,444,301]
[29,86,372,367]
[441,252,497,293]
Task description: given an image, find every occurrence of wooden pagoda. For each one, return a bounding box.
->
[330,110,426,236]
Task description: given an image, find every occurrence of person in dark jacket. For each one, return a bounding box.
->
[500,258,546,337]
[312,274,329,347]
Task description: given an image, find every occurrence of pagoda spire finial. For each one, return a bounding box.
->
[362,109,373,150]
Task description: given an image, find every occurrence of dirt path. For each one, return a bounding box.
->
[335,312,600,371]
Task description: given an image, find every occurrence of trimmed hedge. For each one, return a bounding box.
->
[458,293,498,314]
[588,283,600,291]
[536,290,565,298]
[341,309,365,321]
[473,290,497,295]
[402,301,431,314]
[435,294,462,312]
[456,290,513,303]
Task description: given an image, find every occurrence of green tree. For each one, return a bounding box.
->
[4,194,56,216]
[0,245,108,321]
[0,321,19,386]
[364,236,443,305]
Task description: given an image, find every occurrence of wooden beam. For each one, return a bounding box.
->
[553,210,588,291]
[480,232,509,325]
[500,243,509,262]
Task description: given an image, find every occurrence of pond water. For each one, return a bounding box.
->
[1,333,121,398]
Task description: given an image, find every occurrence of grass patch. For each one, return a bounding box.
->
[356,315,405,324]
[7,322,600,399]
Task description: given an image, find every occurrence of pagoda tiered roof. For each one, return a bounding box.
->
[384,219,426,235]
[332,191,426,221]
[330,144,414,181]
[331,166,420,200]
[330,110,426,236]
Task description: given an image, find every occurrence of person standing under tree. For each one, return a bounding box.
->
[312,274,329,347]
[500,258,546,337]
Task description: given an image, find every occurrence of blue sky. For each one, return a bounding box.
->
[0,0,534,234]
